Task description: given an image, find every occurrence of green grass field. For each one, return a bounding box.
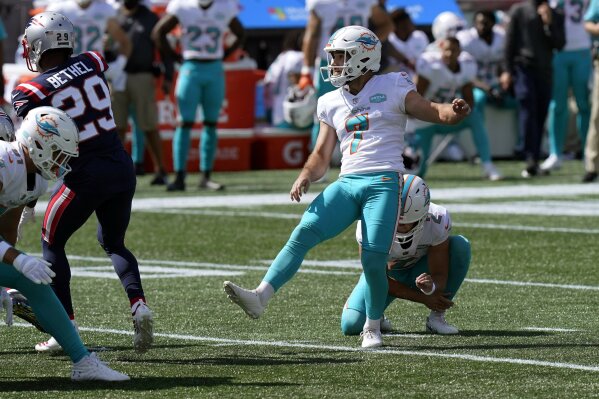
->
[1,160,598,398]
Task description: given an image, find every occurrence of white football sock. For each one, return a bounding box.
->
[256,281,274,306]
[364,317,381,331]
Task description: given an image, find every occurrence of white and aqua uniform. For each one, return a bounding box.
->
[341,202,471,335]
[411,50,492,177]
[264,50,304,127]
[548,0,592,158]
[0,141,88,363]
[167,0,238,173]
[306,0,376,146]
[263,72,414,322]
[387,30,430,76]
[47,0,117,54]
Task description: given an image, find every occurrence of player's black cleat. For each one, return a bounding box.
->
[7,289,46,333]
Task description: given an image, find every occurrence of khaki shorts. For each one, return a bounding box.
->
[112,73,158,132]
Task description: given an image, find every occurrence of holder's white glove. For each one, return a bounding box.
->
[0,288,13,326]
[17,206,35,242]
[13,254,55,285]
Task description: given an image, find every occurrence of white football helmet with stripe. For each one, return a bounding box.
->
[397,174,430,250]
[22,12,75,72]
[16,107,79,180]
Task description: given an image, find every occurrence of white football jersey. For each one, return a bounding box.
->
[457,26,505,87]
[166,0,239,60]
[317,72,415,175]
[387,30,430,76]
[551,0,591,51]
[47,0,117,55]
[0,141,47,210]
[416,50,477,103]
[264,50,304,125]
[356,203,451,268]
[306,0,377,61]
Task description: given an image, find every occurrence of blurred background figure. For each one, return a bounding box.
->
[385,7,429,76]
[501,0,565,178]
[542,0,591,173]
[583,0,599,182]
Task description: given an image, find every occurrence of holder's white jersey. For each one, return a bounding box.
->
[457,26,505,87]
[387,30,430,76]
[264,50,304,125]
[416,50,477,103]
[306,0,377,61]
[47,0,117,55]
[167,0,239,61]
[356,203,451,269]
[317,72,415,175]
[0,142,47,210]
[551,0,591,51]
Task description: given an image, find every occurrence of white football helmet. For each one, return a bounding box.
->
[283,86,317,129]
[396,174,430,249]
[321,25,381,87]
[432,12,466,41]
[198,0,214,6]
[0,111,15,142]
[16,107,79,180]
[75,0,93,7]
[22,12,75,72]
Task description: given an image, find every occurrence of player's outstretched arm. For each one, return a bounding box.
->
[405,90,470,125]
[290,121,336,202]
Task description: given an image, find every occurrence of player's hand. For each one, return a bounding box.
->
[415,273,434,292]
[290,173,311,202]
[13,254,55,285]
[499,71,512,91]
[298,66,314,90]
[423,292,454,312]
[17,206,35,243]
[451,98,471,116]
[0,288,13,326]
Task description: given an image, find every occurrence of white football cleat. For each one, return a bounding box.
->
[131,300,154,353]
[482,162,503,181]
[71,352,130,382]
[426,312,459,335]
[223,281,265,319]
[380,315,392,333]
[540,154,562,172]
[360,328,383,348]
[35,320,79,352]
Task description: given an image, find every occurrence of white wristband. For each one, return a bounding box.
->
[301,65,314,75]
[421,282,436,296]
[0,241,12,262]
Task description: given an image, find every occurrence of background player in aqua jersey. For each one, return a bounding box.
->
[542,0,592,172]
[299,0,393,151]
[152,0,245,192]
[223,26,471,349]
[0,107,128,381]
[411,37,502,180]
[341,175,470,337]
[12,11,153,354]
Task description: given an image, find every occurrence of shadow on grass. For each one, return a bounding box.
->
[0,376,298,392]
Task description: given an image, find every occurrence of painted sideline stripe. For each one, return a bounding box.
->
[464,278,599,291]
[12,323,599,372]
[523,327,580,332]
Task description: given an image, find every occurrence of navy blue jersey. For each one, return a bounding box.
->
[12,52,123,175]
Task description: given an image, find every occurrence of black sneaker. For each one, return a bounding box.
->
[150,173,168,186]
[7,289,46,333]
[167,180,185,191]
[582,171,598,183]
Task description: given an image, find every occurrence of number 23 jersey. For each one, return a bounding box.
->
[166,0,239,61]
[317,72,415,175]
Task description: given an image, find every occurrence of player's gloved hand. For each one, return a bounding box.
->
[17,206,35,242]
[0,288,13,326]
[13,254,55,285]
[298,66,314,90]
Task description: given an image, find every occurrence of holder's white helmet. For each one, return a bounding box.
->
[321,25,381,88]
[22,12,74,72]
[198,0,214,6]
[396,174,430,249]
[75,0,93,7]
[432,12,466,41]
[16,107,79,180]
[283,86,317,129]
[0,111,15,142]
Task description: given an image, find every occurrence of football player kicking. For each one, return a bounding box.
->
[0,107,129,381]
[341,174,471,337]
[224,26,471,349]
[12,12,153,354]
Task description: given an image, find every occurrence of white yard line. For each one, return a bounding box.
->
[12,322,599,372]
[523,327,581,332]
